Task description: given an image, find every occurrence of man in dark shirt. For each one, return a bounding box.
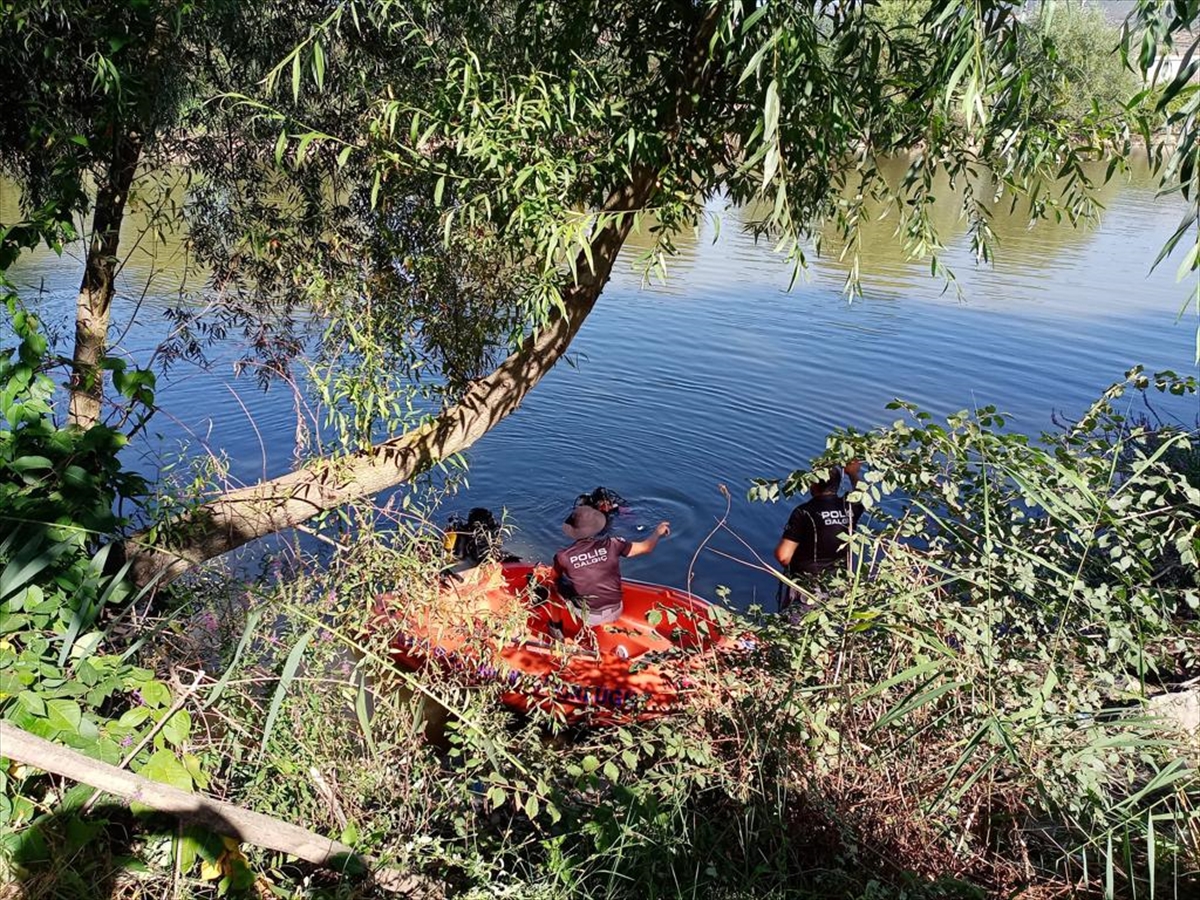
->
[553,505,670,625]
[774,460,864,611]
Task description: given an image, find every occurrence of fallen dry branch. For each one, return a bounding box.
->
[0,721,440,897]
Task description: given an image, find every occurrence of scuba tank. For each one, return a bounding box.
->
[444,507,507,564]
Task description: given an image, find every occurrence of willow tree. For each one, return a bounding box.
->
[121,0,1151,586]
[0,1,224,427]
[0,0,368,427]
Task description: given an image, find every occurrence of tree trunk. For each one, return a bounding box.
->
[123,5,723,588]
[69,132,143,429]
[125,171,655,588]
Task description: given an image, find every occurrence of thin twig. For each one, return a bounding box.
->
[687,483,731,596]
[294,521,348,551]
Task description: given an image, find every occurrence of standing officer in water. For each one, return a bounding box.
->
[774,460,864,611]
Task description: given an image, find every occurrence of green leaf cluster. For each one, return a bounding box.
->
[755,368,1200,646]
[0,299,147,537]
[746,369,1200,890]
[0,295,200,842]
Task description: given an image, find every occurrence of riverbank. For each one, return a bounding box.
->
[6,368,1198,899]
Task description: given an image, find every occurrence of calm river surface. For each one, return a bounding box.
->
[4,162,1199,606]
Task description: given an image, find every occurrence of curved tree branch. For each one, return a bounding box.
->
[124,4,723,589]
[125,172,655,587]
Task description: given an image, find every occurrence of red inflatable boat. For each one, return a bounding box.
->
[374,561,742,724]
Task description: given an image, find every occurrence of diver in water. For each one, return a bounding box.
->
[774,460,864,612]
[444,507,508,565]
[574,486,627,520]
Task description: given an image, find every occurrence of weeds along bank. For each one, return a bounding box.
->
[3,355,1200,899]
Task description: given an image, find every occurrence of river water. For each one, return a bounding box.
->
[3,161,1199,606]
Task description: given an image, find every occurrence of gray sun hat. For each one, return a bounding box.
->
[562,505,607,540]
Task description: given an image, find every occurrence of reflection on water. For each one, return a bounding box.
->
[3,159,1199,606]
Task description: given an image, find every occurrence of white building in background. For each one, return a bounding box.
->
[1153,31,1200,84]
[1023,0,1198,85]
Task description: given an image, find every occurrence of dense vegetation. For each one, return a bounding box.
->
[4,347,1198,898]
[3,0,1200,897]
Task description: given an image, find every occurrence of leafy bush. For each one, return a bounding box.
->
[1017,2,1143,131]
[0,296,211,887]
[748,367,1200,894]
[7,359,1200,899]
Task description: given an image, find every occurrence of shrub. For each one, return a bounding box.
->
[7,362,1200,899]
[1018,2,1142,131]
[748,367,1200,894]
[0,296,211,890]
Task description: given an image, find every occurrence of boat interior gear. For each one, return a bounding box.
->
[445,507,515,564]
